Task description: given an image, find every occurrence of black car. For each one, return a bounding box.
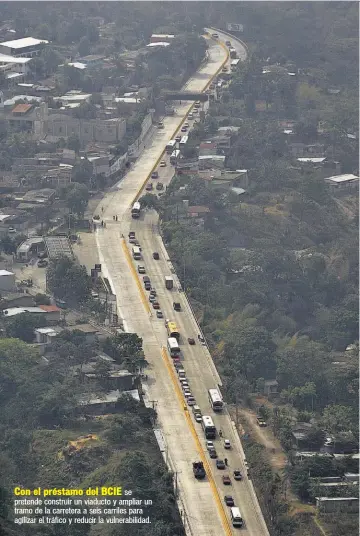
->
[209,448,218,459]
[224,495,234,506]
[233,470,242,481]
[153,252,160,260]
[216,459,225,470]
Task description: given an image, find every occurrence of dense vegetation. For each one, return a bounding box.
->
[0,332,183,536]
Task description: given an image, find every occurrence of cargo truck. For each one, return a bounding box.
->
[193,461,206,479]
[165,276,174,290]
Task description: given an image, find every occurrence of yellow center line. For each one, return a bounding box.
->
[121,238,151,314]
[132,37,229,205]
[161,347,233,536]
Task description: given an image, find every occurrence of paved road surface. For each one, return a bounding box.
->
[94,33,269,536]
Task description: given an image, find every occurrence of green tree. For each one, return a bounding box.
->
[6,313,47,342]
[64,182,89,218]
[47,255,91,303]
[321,405,355,435]
[78,35,91,57]
[66,134,81,153]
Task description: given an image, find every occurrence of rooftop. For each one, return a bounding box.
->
[297,157,326,163]
[12,103,33,114]
[0,53,32,64]
[146,42,170,48]
[0,269,14,276]
[324,173,359,183]
[3,306,45,317]
[38,304,61,313]
[0,37,49,49]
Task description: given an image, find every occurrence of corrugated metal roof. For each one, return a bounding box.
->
[12,103,33,114]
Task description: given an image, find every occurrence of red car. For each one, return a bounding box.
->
[222,475,231,485]
[152,301,160,310]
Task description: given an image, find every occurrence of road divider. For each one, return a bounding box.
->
[121,238,151,314]
[161,347,233,536]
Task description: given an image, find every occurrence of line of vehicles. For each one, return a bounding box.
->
[128,222,245,527]
[165,317,245,528]
[130,47,245,528]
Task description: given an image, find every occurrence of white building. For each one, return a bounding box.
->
[324,173,359,193]
[0,37,49,58]
[0,53,31,75]
[0,270,15,292]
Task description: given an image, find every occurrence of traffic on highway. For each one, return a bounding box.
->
[95,29,269,536]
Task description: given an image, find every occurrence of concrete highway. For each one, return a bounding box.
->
[94,31,269,536]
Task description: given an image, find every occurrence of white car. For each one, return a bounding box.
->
[160,160,166,167]
[206,440,214,451]
[224,439,231,449]
[8,227,16,233]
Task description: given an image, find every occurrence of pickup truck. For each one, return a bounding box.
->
[193,461,206,479]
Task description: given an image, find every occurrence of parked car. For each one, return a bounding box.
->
[156,182,164,191]
[224,495,234,506]
[153,252,160,260]
[233,470,242,481]
[224,439,231,449]
[37,259,48,267]
[160,160,166,167]
[216,459,226,470]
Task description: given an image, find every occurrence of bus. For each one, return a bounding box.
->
[170,149,181,165]
[179,136,188,148]
[166,140,176,153]
[230,507,243,527]
[131,202,141,218]
[201,415,216,439]
[167,337,180,358]
[167,321,180,341]
[208,388,224,411]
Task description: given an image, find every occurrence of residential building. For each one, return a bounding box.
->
[150,34,175,44]
[198,169,249,190]
[315,497,359,514]
[5,101,48,136]
[0,209,33,234]
[198,155,226,170]
[0,270,15,292]
[263,379,278,396]
[46,113,126,144]
[289,143,325,158]
[0,292,35,310]
[0,53,31,75]
[2,306,47,318]
[199,141,217,156]
[77,389,140,415]
[66,324,99,344]
[41,166,73,188]
[17,188,56,205]
[0,37,49,58]
[86,152,111,175]
[324,174,359,194]
[37,304,61,323]
[77,54,106,67]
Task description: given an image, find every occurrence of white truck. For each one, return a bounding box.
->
[165,276,174,290]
